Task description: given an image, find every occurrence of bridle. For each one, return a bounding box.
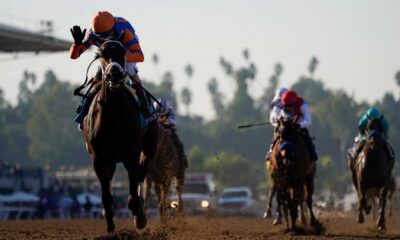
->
[101,62,126,89]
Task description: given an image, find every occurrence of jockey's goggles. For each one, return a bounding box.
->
[93,29,114,41]
[283,105,295,111]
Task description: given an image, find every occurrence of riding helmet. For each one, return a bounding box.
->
[281,90,298,107]
[366,107,382,120]
[91,11,115,34]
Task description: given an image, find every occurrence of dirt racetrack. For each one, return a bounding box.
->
[0,211,399,240]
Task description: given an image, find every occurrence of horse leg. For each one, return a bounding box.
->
[300,201,307,226]
[154,182,167,225]
[357,191,366,224]
[142,175,152,211]
[94,161,116,233]
[289,199,299,231]
[176,174,184,214]
[377,186,388,231]
[279,193,289,230]
[305,179,318,227]
[388,191,393,218]
[371,197,377,220]
[273,189,283,225]
[153,182,164,223]
[264,187,275,219]
[123,160,147,229]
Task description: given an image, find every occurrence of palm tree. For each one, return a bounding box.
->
[182,64,194,116]
[308,56,319,77]
[181,87,192,116]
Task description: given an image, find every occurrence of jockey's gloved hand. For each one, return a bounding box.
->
[70,26,86,45]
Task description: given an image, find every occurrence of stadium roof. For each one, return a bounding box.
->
[0,22,71,53]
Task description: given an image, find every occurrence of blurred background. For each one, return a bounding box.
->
[0,0,399,219]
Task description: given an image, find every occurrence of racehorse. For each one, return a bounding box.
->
[350,116,393,231]
[143,124,185,224]
[271,117,318,231]
[82,39,159,233]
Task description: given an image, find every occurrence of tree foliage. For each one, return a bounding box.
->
[1,53,399,196]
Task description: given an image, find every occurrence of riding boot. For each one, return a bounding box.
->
[129,74,153,118]
[300,128,318,161]
[74,80,102,129]
[170,127,188,169]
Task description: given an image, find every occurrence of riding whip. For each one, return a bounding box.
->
[237,122,272,129]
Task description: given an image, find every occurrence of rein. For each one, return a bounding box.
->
[73,56,100,98]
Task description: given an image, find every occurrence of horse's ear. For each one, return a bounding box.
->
[95,52,102,60]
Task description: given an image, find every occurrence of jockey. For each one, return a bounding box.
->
[70,11,153,128]
[265,87,288,163]
[349,107,395,169]
[280,90,318,161]
[154,99,188,169]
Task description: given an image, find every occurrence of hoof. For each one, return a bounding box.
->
[170,200,179,209]
[273,217,282,225]
[377,217,386,232]
[263,209,272,219]
[107,222,115,233]
[310,218,318,227]
[135,214,147,229]
[357,214,364,224]
[102,209,115,233]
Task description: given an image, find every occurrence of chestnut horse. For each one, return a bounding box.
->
[350,117,393,231]
[271,117,319,231]
[82,40,159,233]
[143,124,185,224]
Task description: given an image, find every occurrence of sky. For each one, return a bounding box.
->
[0,0,399,119]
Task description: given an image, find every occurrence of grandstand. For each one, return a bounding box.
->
[0,22,71,53]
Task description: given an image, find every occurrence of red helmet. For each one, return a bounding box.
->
[281,90,298,107]
[91,11,115,34]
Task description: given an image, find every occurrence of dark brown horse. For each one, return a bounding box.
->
[271,117,318,231]
[82,40,159,233]
[143,123,185,224]
[350,117,393,231]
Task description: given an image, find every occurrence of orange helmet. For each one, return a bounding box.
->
[91,11,115,34]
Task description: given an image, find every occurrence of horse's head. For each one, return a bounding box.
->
[275,118,299,174]
[98,39,126,90]
[276,116,298,142]
[366,115,384,149]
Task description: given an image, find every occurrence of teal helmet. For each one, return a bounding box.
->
[366,107,382,120]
